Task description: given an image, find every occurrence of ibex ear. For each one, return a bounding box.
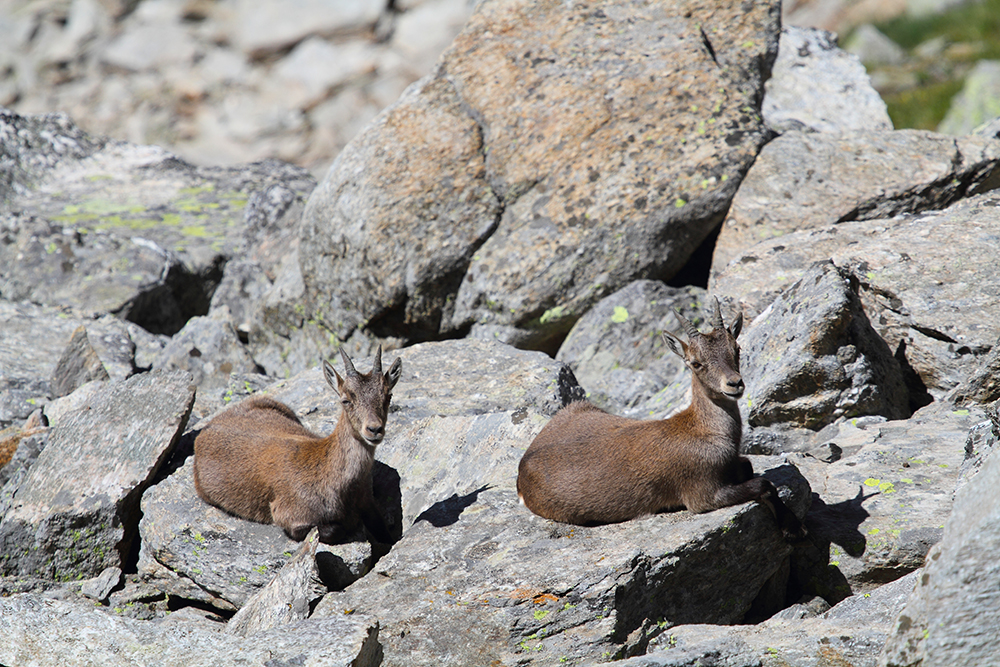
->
[385,357,402,390]
[662,331,686,358]
[323,359,344,395]
[729,311,744,340]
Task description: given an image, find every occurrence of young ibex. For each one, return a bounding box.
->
[193,347,402,545]
[517,298,804,539]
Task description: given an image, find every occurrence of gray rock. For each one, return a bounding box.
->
[1,108,315,335]
[956,400,999,491]
[100,24,199,72]
[843,24,908,67]
[225,528,328,637]
[555,281,707,418]
[712,191,1000,399]
[79,565,122,602]
[792,402,985,596]
[138,459,377,611]
[740,261,909,430]
[616,570,918,667]
[228,0,384,58]
[50,325,111,398]
[0,109,106,202]
[710,129,1000,275]
[762,26,893,135]
[938,60,1000,136]
[0,370,195,580]
[879,446,1000,666]
[290,0,780,358]
[0,592,383,667]
[149,307,261,420]
[314,457,810,666]
[949,335,1000,404]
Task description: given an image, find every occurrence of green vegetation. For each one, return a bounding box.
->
[865,0,1000,130]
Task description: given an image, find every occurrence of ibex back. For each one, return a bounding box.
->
[193,347,402,544]
[517,298,803,539]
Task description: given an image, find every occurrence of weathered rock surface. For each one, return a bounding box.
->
[0,592,383,667]
[1,108,315,335]
[289,0,781,358]
[0,370,194,580]
[710,129,1000,275]
[792,402,984,596]
[0,301,153,428]
[762,26,893,135]
[938,59,1000,137]
[314,459,810,667]
[739,261,909,430]
[614,570,918,667]
[225,527,328,637]
[879,445,1000,666]
[712,191,1000,399]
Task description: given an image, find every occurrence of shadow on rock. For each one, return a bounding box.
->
[413,485,491,528]
[791,486,873,605]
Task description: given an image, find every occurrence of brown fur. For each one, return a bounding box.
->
[193,347,402,544]
[517,299,804,538]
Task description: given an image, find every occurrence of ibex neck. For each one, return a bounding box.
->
[327,418,376,470]
[689,382,743,445]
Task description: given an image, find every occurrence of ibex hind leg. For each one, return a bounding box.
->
[713,477,807,542]
[283,523,315,542]
[316,522,352,544]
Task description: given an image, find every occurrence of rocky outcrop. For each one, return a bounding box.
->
[740,261,910,430]
[762,26,893,135]
[312,460,809,666]
[879,443,1000,666]
[1,2,1000,665]
[287,0,782,359]
[0,370,193,580]
[710,129,1000,275]
[0,592,383,667]
[712,191,1000,400]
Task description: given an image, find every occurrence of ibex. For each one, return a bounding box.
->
[517,298,804,539]
[193,347,402,545]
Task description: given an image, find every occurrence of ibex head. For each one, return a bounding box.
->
[663,297,744,400]
[325,346,403,446]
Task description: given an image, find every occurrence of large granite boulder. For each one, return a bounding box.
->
[276,0,781,364]
[313,460,810,667]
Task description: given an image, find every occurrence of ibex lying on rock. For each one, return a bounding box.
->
[517,298,804,539]
[194,347,402,545]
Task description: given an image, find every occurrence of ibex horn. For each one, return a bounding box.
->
[372,345,383,375]
[711,296,725,331]
[340,347,359,377]
[673,309,700,338]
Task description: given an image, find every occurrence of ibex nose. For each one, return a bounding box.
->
[724,376,745,398]
[365,424,385,443]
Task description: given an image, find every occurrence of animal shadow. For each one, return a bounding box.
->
[414,485,491,528]
[789,485,875,605]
